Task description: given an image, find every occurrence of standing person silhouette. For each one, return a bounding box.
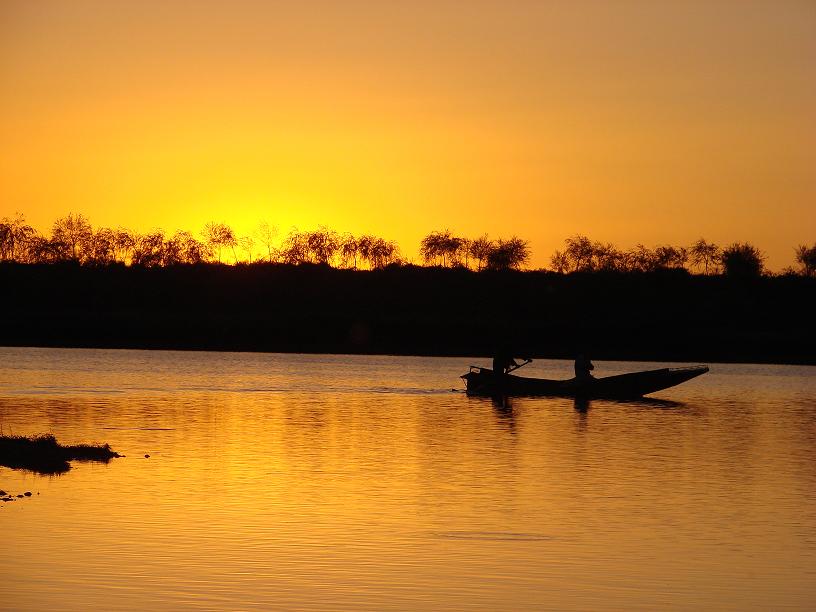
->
[574,353,595,381]
[492,350,519,377]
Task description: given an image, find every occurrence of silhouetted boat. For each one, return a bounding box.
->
[461,365,709,399]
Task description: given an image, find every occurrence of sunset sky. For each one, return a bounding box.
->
[1,0,814,269]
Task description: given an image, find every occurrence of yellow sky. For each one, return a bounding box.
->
[1,0,814,269]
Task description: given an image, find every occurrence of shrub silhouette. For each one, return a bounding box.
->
[795,243,816,277]
[721,243,764,277]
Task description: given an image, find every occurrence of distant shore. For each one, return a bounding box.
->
[2,262,814,365]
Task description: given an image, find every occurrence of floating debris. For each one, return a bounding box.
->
[1,490,37,503]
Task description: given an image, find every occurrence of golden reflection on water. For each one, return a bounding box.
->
[1,349,815,610]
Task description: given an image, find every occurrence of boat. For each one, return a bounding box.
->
[461,365,709,399]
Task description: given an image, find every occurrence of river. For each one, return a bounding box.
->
[1,347,814,610]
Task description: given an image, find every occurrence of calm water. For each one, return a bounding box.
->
[1,347,815,611]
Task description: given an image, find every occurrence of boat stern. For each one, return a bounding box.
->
[461,366,495,395]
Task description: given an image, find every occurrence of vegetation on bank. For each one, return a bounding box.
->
[551,236,770,276]
[1,212,814,276]
[0,434,121,475]
[1,262,814,364]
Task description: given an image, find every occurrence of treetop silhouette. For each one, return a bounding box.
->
[0,213,811,276]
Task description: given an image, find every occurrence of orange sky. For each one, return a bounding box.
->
[1,0,814,269]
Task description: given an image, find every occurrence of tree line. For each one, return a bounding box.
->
[552,236,761,276]
[419,230,530,270]
[0,213,531,271]
[0,213,402,270]
[551,235,816,277]
[1,212,814,276]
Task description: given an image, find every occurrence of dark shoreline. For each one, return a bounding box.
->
[2,262,814,366]
[1,341,814,368]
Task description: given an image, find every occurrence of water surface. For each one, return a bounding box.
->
[1,348,815,610]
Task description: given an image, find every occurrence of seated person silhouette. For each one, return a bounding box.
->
[574,354,595,381]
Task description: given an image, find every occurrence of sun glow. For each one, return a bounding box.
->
[1,1,814,269]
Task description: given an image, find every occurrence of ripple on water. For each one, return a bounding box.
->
[432,531,556,542]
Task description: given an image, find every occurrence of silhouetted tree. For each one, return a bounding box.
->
[0,223,9,260]
[179,232,209,264]
[795,243,816,277]
[52,213,92,261]
[721,242,764,277]
[162,232,185,266]
[0,222,9,260]
[550,250,570,273]
[306,227,339,264]
[369,238,399,269]
[486,237,530,270]
[0,213,35,262]
[112,229,136,264]
[238,235,256,264]
[255,221,278,263]
[552,235,620,272]
[625,244,658,272]
[562,235,595,271]
[457,237,472,269]
[446,235,465,267]
[593,242,625,271]
[84,228,116,265]
[420,230,463,267]
[203,222,236,263]
[339,234,358,268]
[8,210,806,278]
[552,237,690,273]
[386,239,401,267]
[470,235,494,271]
[653,245,688,270]
[132,231,165,267]
[280,229,309,264]
[203,222,220,262]
[357,235,377,269]
[163,231,207,265]
[690,238,720,274]
[20,235,48,263]
[419,231,444,266]
[224,227,238,263]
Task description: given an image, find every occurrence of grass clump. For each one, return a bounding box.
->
[0,433,121,475]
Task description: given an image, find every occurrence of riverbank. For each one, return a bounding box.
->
[2,262,814,365]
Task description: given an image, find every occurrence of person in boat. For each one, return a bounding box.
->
[574,353,595,381]
[492,350,520,380]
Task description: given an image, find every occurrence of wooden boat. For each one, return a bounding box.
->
[461,365,709,399]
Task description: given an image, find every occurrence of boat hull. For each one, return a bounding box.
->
[462,366,709,399]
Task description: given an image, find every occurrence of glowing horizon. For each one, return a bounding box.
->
[2,1,814,270]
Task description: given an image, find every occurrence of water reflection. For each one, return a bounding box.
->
[573,396,684,413]
[574,397,590,413]
[491,395,517,434]
[0,348,815,611]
